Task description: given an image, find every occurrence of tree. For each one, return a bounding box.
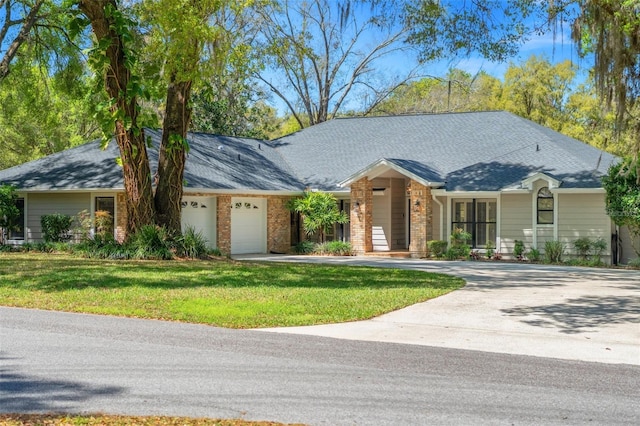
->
[372,69,503,115]
[0,0,45,82]
[74,0,155,235]
[0,184,19,244]
[255,0,420,128]
[288,191,348,243]
[602,161,640,256]
[406,0,640,180]
[501,55,577,131]
[0,48,101,169]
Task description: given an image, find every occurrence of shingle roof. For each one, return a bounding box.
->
[0,111,618,192]
[272,111,618,191]
[0,130,303,192]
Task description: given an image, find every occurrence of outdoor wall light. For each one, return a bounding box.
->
[413,199,421,212]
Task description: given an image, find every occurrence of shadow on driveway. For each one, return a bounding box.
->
[501,295,640,335]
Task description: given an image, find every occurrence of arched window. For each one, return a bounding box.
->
[537,187,554,224]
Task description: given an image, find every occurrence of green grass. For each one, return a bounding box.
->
[0,253,464,328]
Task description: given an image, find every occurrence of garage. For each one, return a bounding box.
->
[231,197,267,254]
[181,196,217,249]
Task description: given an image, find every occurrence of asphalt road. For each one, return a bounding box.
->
[1,307,639,425]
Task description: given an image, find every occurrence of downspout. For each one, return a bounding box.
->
[432,194,444,240]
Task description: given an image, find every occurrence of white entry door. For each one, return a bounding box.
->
[181,196,217,248]
[231,197,267,254]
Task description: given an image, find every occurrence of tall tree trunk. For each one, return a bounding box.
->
[78,0,155,236]
[155,77,192,234]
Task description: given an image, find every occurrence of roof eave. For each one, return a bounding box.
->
[338,158,444,188]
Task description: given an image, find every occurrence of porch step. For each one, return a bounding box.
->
[363,250,412,259]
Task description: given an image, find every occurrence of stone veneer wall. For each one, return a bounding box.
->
[216,195,232,254]
[408,180,433,258]
[115,193,127,243]
[267,196,292,253]
[350,177,373,255]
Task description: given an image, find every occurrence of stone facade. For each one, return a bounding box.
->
[216,195,232,254]
[267,196,292,253]
[350,177,373,255]
[115,192,127,243]
[408,180,433,258]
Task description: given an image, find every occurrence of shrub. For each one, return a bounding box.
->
[209,247,224,257]
[293,240,315,254]
[628,257,640,269]
[41,213,73,243]
[316,240,352,256]
[485,240,495,259]
[513,240,525,260]
[573,237,592,260]
[427,240,448,258]
[528,247,541,262]
[544,240,565,263]
[94,210,114,238]
[444,247,459,260]
[129,225,173,260]
[591,238,607,264]
[76,234,129,259]
[177,226,208,259]
[448,228,471,259]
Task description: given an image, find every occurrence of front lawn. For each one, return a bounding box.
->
[0,253,464,328]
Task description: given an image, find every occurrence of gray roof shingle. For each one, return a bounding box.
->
[273,111,618,191]
[0,111,618,192]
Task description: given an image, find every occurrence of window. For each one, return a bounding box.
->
[95,197,115,235]
[451,199,496,247]
[8,198,25,240]
[537,187,554,224]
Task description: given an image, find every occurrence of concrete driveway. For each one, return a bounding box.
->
[235,255,640,365]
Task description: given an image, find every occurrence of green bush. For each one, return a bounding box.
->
[41,213,74,243]
[485,240,495,259]
[628,257,640,268]
[129,225,173,260]
[447,228,471,259]
[209,247,224,257]
[513,240,525,260]
[544,240,565,263]
[177,226,208,259]
[444,247,459,260]
[427,240,448,258]
[293,240,315,254]
[573,237,592,260]
[527,247,541,262]
[317,241,352,256]
[591,238,607,263]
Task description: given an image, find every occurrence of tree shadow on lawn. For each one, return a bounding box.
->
[501,295,640,334]
[0,257,463,292]
[0,362,123,413]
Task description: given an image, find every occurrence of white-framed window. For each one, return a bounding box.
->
[537,187,554,224]
[451,198,497,248]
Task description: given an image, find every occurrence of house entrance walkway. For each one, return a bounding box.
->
[234,254,640,365]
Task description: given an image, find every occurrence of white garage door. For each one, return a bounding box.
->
[181,196,217,249]
[231,197,267,254]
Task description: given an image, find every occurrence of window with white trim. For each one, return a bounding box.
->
[537,187,554,224]
[451,199,497,248]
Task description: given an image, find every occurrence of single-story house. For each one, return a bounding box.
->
[0,111,635,263]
